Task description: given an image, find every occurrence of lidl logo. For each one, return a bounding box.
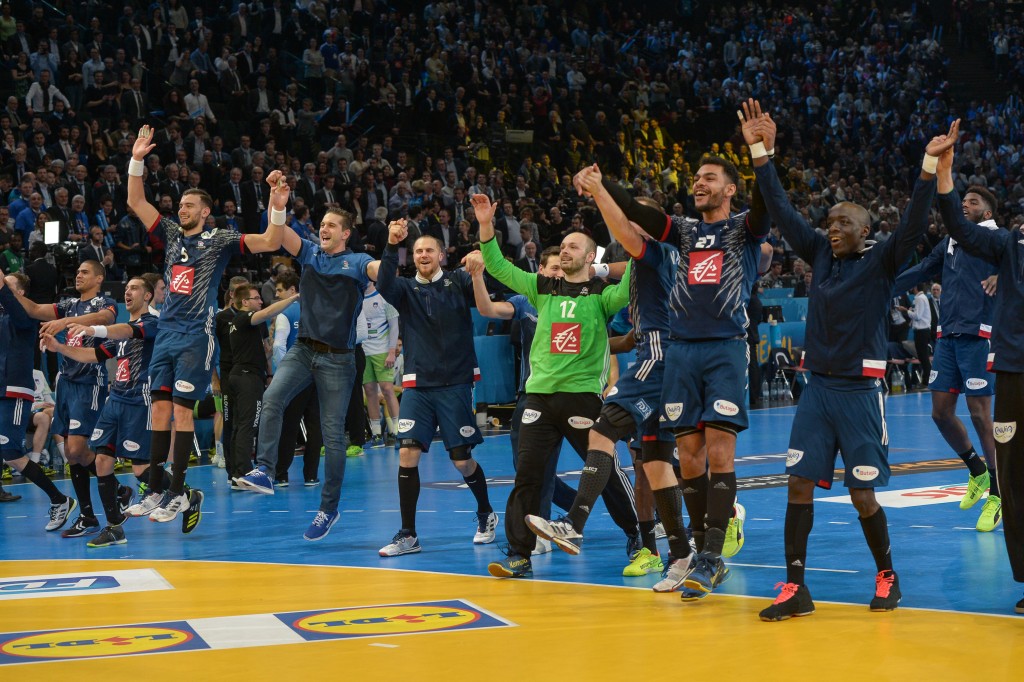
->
[0,623,205,664]
[285,600,512,641]
[0,570,171,601]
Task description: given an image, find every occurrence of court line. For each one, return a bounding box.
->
[726,562,857,574]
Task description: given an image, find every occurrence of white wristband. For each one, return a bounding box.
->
[92,326,108,339]
[749,141,768,159]
[766,148,776,157]
[128,158,144,176]
[922,154,938,174]
[593,263,610,278]
[270,208,287,225]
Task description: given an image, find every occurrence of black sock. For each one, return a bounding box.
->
[462,462,492,515]
[652,486,691,558]
[681,473,708,541]
[69,463,94,518]
[785,503,814,585]
[398,466,420,534]
[97,473,124,526]
[87,461,98,475]
[169,430,194,495]
[638,519,657,554]
[859,507,893,573]
[20,460,66,504]
[139,465,171,493]
[149,430,171,490]
[567,450,614,532]
[989,466,1000,498]
[703,471,736,556]
[958,446,987,477]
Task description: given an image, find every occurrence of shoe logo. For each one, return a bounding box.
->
[713,399,739,417]
[786,449,804,467]
[994,421,1016,444]
[852,465,879,481]
[966,378,988,390]
[398,419,415,433]
[522,409,541,424]
[664,403,683,421]
[567,416,594,429]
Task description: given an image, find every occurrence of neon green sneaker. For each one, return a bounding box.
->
[976,495,1002,532]
[623,547,664,577]
[723,502,746,558]
[960,470,990,510]
[346,445,365,458]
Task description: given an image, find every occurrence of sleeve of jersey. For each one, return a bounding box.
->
[602,178,671,241]
[882,175,937,275]
[745,176,771,239]
[893,238,944,293]
[601,260,632,316]
[0,285,35,329]
[481,237,536,299]
[375,245,407,306]
[751,161,823,264]
[150,215,178,238]
[935,190,1007,266]
[97,340,116,359]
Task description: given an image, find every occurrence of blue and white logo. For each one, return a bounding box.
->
[0,570,171,601]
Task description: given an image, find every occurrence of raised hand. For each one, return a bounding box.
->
[461,249,485,275]
[573,165,598,197]
[388,219,408,245]
[753,113,777,152]
[577,164,603,196]
[469,194,497,224]
[925,118,961,158]
[267,169,290,211]
[39,319,68,337]
[738,98,767,146]
[132,125,157,160]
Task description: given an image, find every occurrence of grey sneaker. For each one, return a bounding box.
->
[652,553,695,593]
[525,515,583,555]
[379,530,421,557]
[45,497,77,531]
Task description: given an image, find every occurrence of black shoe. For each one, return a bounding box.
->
[87,524,127,548]
[760,582,815,621]
[0,488,21,502]
[181,489,204,534]
[869,570,901,611]
[61,514,100,538]
[304,478,320,487]
[487,544,533,578]
[117,484,134,515]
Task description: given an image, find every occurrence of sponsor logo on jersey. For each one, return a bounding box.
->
[688,250,723,285]
[994,422,1017,444]
[286,600,511,641]
[522,409,541,424]
[567,416,594,429]
[116,357,131,384]
[713,399,739,417]
[398,419,415,433]
[123,440,140,452]
[786,449,804,467]
[66,330,84,348]
[0,625,199,661]
[852,465,879,481]
[91,429,103,441]
[634,399,653,420]
[550,323,581,354]
[169,265,195,295]
[68,419,81,429]
[965,378,988,390]
[174,380,195,393]
[664,403,683,421]
[459,426,476,437]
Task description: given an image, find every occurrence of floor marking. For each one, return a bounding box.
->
[954,527,976,530]
[827,521,850,525]
[5,516,26,519]
[910,525,934,528]
[370,643,399,648]
[342,510,364,513]
[233,511,254,514]
[269,510,289,513]
[750,518,773,521]
[726,562,858,574]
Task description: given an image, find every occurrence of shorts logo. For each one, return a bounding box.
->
[688,250,723,285]
[123,440,140,452]
[521,409,541,424]
[929,370,938,384]
[116,358,131,384]
[852,465,880,481]
[664,403,683,421]
[634,399,653,420]
[713,400,739,417]
[786,449,804,467]
[606,386,618,397]
[91,429,103,441]
[965,378,988,390]
[459,426,476,437]
[174,380,195,393]
[550,323,581,354]
[568,416,594,429]
[69,419,81,429]
[398,419,415,433]
[169,265,195,295]
[0,435,8,445]
[994,422,1017,444]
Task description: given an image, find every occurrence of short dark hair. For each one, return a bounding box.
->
[9,272,29,292]
[182,188,213,209]
[276,271,299,291]
[81,259,106,278]
[140,272,163,292]
[129,276,154,301]
[965,185,998,216]
[697,155,739,186]
[540,245,561,267]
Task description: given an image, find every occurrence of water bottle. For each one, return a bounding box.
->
[891,368,904,394]
[760,378,770,404]
[770,375,779,402]
[769,315,782,348]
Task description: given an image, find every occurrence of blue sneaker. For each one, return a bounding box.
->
[234,466,274,495]
[488,545,533,578]
[303,510,340,541]
[682,553,730,597]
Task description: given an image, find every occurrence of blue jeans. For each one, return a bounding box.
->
[256,343,356,513]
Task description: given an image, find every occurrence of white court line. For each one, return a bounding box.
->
[269,510,289,513]
[233,510,254,514]
[827,521,850,525]
[370,643,400,648]
[726,562,857,574]
[749,518,773,521]
[910,525,934,528]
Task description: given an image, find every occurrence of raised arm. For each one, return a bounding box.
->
[585,170,671,241]
[0,280,36,329]
[893,237,945,293]
[934,144,1008,265]
[67,321,143,341]
[462,250,514,319]
[575,167,643,257]
[601,260,632,315]
[375,220,409,305]
[251,293,299,325]
[128,125,161,229]
[243,170,287,254]
[470,194,538,298]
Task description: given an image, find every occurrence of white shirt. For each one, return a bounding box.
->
[361,290,399,356]
[908,291,932,330]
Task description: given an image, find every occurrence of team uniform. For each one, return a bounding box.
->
[51,295,117,439]
[227,308,269,481]
[214,303,239,473]
[361,290,398,386]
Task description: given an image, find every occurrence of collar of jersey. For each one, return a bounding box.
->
[979,219,999,230]
[415,269,444,284]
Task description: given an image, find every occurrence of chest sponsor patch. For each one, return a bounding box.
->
[170,265,195,295]
[550,323,581,354]
[688,250,723,285]
[116,357,131,384]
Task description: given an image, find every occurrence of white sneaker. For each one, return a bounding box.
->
[473,511,499,544]
[126,491,164,518]
[531,537,553,555]
[213,442,226,468]
[45,497,77,531]
[652,553,695,593]
[379,531,421,557]
[525,515,583,555]
[149,493,190,523]
[654,521,666,539]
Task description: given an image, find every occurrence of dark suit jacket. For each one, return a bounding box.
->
[120,89,150,124]
[239,180,266,232]
[295,177,319,207]
[516,256,540,273]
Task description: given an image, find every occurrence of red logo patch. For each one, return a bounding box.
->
[116,357,130,383]
[170,265,195,295]
[550,323,581,354]
[688,250,723,285]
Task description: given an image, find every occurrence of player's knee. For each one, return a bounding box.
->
[849,488,879,516]
[592,403,635,443]
[787,475,816,503]
[95,446,115,458]
[642,440,675,464]
[449,446,472,463]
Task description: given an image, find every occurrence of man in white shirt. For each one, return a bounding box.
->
[902,284,933,387]
[183,79,217,125]
[361,282,400,446]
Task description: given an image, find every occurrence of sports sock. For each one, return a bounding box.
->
[859,507,893,573]
[27,451,40,463]
[567,450,614,532]
[20,460,66,504]
[168,430,194,496]
[682,474,708,551]
[958,446,987,477]
[140,465,171,494]
[55,440,65,461]
[370,421,382,437]
[989,466,1000,498]
[386,417,397,435]
[704,472,737,555]
[69,463,94,517]
[87,461,98,476]
[97,473,125,526]
[398,466,420,534]
[785,502,814,585]
[652,485,691,558]
[149,430,171,490]
[638,519,657,554]
[462,462,492,515]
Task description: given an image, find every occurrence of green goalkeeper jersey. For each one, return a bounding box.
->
[481,238,631,395]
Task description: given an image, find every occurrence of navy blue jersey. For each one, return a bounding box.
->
[55,293,117,385]
[629,239,678,362]
[0,286,37,400]
[99,312,159,402]
[295,239,373,349]
[508,294,537,392]
[150,216,247,335]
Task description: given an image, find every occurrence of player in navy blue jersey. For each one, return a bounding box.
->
[127,125,287,530]
[14,260,117,538]
[0,272,78,530]
[744,101,956,620]
[41,277,161,544]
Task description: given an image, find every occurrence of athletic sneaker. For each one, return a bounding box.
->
[149,493,190,523]
[125,492,163,518]
[346,445,365,457]
[474,511,499,544]
[532,538,552,555]
[379,530,421,557]
[235,466,274,494]
[623,547,664,577]
[723,502,746,558]
[960,470,990,510]
[181,489,204,534]
[652,553,695,592]
[304,478,320,487]
[230,481,246,491]
[654,521,666,539]
[87,524,127,548]
[869,569,901,611]
[488,546,533,578]
[45,497,77,531]
[525,515,583,555]
[62,515,100,538]
[0,488,20,502]
[212,441,226,468]
[368,436,385,449]
[303,510,340,541]
[274,478,289,488]
[117,485,134,515]
[759,582,815,621]
[683,553,730,596]
[976,495,1003,532]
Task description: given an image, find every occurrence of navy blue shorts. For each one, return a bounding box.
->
[397,384,483,455]
[661,338,749,432]
[52,377,106,439]
[0,398,30,461]
[786,375,890,490]
[89,398,152,462]
[604,358,670,438]
[149,329,216,402]
[930,335,994,396]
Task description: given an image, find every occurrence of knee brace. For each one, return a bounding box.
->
[641,439,676,464]
[591,403,637,442]
[448,445,472,461]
